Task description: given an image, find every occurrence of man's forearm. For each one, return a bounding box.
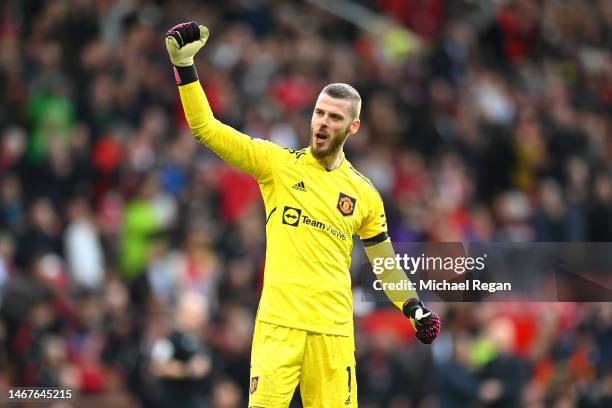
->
[178,80,219,144]
[178,80,277,179]
[364,238,441,344]
[364,239,419,310]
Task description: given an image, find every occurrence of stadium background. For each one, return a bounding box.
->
[0,0,611,406]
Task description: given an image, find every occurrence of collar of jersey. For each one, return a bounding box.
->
[305,147,350,173]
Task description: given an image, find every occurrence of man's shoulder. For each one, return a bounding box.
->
[282,147,309,160]
[248,139,302,169]
[346,164,381,199]
[253,142,308,163]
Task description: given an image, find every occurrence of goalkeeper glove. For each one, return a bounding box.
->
[403,298,441,344]
[165,22,209,84]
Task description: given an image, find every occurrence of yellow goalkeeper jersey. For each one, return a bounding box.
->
[179,82,387,336]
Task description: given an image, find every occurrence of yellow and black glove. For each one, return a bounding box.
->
[165,22,209,85]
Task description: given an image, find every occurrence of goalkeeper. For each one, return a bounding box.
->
[165,22,440,407]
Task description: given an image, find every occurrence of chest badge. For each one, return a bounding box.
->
[337,192,356,216]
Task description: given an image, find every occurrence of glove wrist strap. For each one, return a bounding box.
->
[173,64,198,85]
[402,298,423,318]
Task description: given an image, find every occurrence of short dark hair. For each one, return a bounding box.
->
[321,83,361,119]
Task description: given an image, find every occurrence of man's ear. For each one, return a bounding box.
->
[349,119,361,135]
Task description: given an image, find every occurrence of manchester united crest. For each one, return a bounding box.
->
[337,193,356,216]
[250,376,259,394]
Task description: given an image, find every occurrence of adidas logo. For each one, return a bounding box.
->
[292,181,306,192]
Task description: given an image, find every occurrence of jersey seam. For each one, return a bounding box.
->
[265,207,277,224]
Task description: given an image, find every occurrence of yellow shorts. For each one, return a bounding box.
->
[248,320,358,408]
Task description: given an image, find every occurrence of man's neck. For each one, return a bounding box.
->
[315,150,345,171]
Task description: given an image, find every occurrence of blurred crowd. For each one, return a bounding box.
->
[0,0,611,406]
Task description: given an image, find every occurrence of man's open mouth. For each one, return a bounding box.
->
[315,131,328,143]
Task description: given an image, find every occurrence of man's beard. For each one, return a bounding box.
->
[310,127,350,159]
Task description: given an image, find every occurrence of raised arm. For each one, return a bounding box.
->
[165,22,284,182]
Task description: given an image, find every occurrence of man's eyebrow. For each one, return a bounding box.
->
[314,107,344,118]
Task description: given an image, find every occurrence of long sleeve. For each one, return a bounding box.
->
[358,183,417,310]
[363,239,419,311]
[178,81,285,182]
